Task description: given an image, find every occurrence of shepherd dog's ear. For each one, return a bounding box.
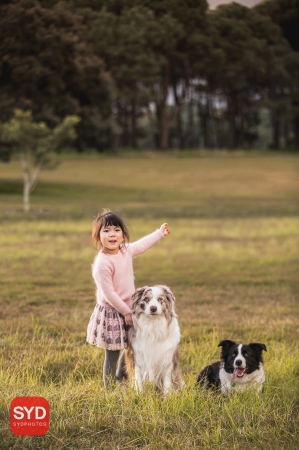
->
[161,284,177,323]
[131,286,149,308]
[160,285,175,303]
[218,340,237,360]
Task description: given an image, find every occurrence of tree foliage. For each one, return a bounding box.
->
[0,0,113,149]
[0,0,298,150]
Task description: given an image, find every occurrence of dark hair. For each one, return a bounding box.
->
[92,209,130,251]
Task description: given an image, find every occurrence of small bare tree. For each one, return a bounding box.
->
[0,110,80,212]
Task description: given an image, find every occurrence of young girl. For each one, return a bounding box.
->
[86,209,170,390]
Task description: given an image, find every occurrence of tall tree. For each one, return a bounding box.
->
[74,0,208,149]
[0,0,113,150]
[146,0,208,149]
[206,3,299,149]
[87,3,165,147]
[255,0,299,148]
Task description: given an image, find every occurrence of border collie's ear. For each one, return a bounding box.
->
[218,340,237,349]
[131,286,149,309]
[248,343,267,353]
[218,340,237,360]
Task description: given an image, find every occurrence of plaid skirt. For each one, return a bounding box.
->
[86,304,128,350]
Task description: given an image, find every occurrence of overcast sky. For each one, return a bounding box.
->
[208,0,262,9]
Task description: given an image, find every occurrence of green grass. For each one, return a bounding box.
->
[0,151,299,449]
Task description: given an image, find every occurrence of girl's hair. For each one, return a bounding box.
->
[92,209,130,251]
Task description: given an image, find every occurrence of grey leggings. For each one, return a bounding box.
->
[103,349,126,390]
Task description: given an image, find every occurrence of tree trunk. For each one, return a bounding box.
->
[215,117,222,148]
[20,155,42,212]
[199,93,211,149]
[159,64,170,149]
[23,176,30,212]
[187,99,194,148]
[118,102,130,147]
[173,81,185,149]
[123,105,130,147]
[131,98,137,148]
[160,120,169,149]
[293,114,299,149]
[239,95,244,148]
[177,108,184,149]
[271,111,280,148]
[20,155,31,212]
[157,64,170,149]
[158,70,187,149]
[227,92,237,149]
[283,121,290,148]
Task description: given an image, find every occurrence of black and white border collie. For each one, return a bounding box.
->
[197,340,267,394]
[125,285,182,394]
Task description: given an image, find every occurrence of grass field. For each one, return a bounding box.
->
[0,151,299,449]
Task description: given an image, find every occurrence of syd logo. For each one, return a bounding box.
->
[10,397,50,436]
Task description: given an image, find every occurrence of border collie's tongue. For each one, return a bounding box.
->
[232,368,245,380]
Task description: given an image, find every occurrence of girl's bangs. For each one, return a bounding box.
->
[102,213,123,230]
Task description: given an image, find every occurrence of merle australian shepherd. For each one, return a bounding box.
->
[125,285,182,394]
[197,340,267,394]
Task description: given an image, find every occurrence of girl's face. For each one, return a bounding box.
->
[100,224,124,254]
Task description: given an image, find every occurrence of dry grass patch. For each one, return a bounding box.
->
[0,153,299,449]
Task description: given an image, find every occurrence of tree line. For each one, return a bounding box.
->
[0,0,299,152]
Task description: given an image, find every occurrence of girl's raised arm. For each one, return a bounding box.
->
[129,223,170,257]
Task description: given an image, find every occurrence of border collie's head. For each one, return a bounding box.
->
[218,340,267,380]
[132,285,176,323]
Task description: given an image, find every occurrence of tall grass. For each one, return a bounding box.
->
[0,152,299,449]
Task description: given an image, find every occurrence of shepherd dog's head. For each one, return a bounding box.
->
[131,285,176,324]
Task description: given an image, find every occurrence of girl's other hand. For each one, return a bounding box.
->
[160,223,170,236]
[125,313,133,327]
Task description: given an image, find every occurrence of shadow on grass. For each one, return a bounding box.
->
[1,180,299,221]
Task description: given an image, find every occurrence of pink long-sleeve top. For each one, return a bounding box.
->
[91,229,164,316]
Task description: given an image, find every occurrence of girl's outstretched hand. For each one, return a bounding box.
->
[160,223,170,236]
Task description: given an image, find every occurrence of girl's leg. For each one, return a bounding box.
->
[116,350,126,381]
[103,349,120,390]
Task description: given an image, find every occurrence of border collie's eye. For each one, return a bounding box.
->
[232,353,237,357]
[144,297,149,303]
[158,297,163,303]
[140,303,145,310]
[244,352,248,356]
